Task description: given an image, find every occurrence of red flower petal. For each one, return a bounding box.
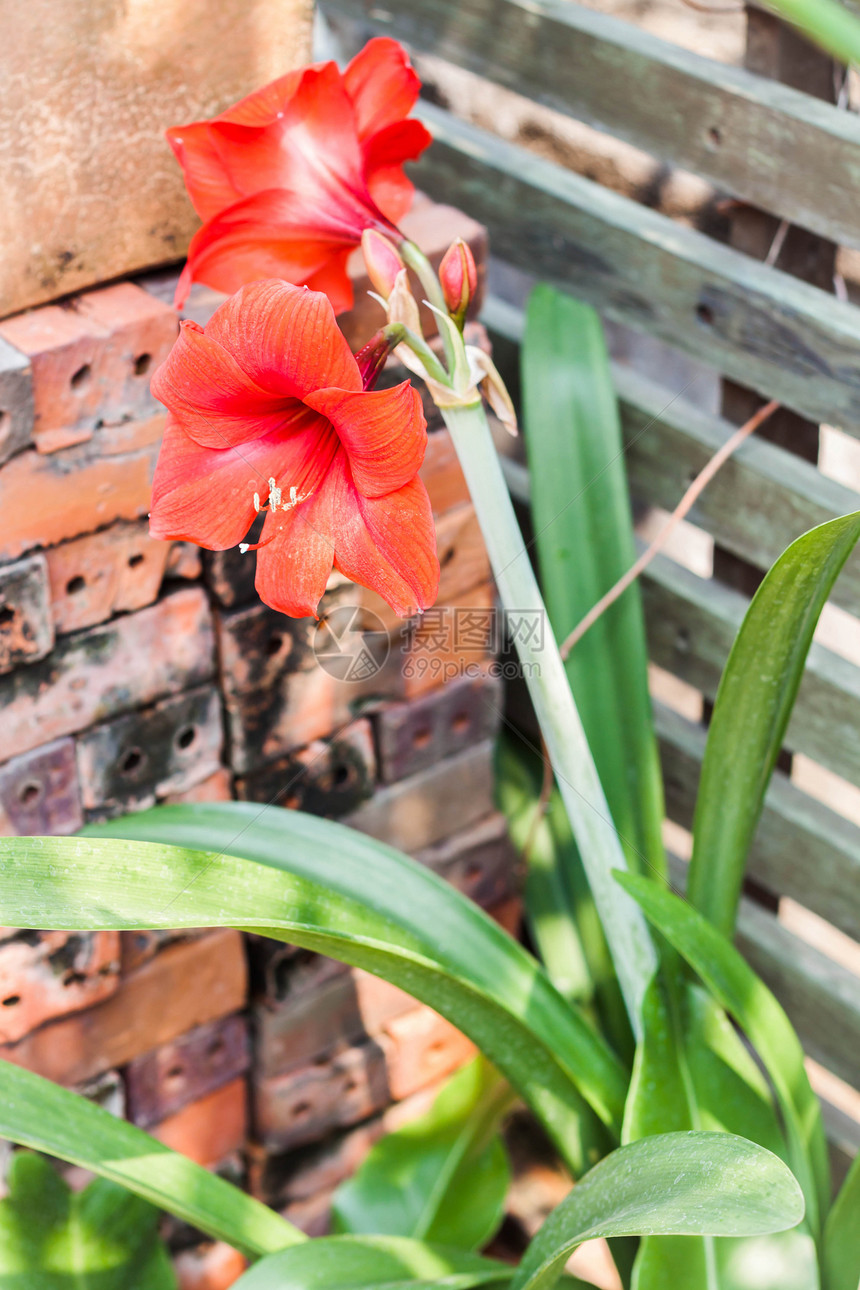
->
[254,479,336,619]
[204,280,362,399]
[151,318,301,450]
[305,381,426,498]
[304,251,355,315]
[364,119,433,225]
[149,418,262,549]
[344,38,421,141]
[331,455,439,617]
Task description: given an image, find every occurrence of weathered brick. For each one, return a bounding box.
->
[235,718,376,816]
[126,1014,250,1129]
[253,1038,389,1152]
[0,336,34,465]
[46,522,171,634]
[246,940,349,1008]
[420,427,471,515]
[0,930,119,1044]
[164,767,233,806]
[152,1078,248,1169]
[217,586,401,773]
[281,1191,334,1237]
[174,1243,247,1290]
[344,739,496,854]
[202,516,263,610]
[402,583,497,699]
[0,434,159,561]
[0,738,83,836]
[165,541,203,582]
[0,553,53,672]
[0,285,176,454]
[119,928,208,975]
[417,812,520,910]
[77,685,223,814]
[380,1006,475,1103]
[0,929,246,1086]
[375,668,502,783]
[0,587,214,760]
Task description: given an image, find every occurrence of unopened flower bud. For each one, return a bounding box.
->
[361,229,405,301]
[439,239,478,322]
[353,324,407,390]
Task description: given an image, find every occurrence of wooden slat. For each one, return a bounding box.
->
[656,702,860,944]
[327,0,860,250]
[483,296,860,612]
[643,552,860,787]
[412,104,860,434]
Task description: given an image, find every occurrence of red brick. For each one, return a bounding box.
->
[152,1077,248,1168]
[0,738,83,836]
[0,587,214,760]
[165,541,203,582]
[0,335,34,465]
[253,1039,390,1151]
[0,554,52,673]
[235,718,376,817]
[0,928,246,1086]
[164,767,233,806]
[0,930,119,1044]
[281,1190,334,1237]
[380,1006,475,1102]
[0,285,176,454]
[126,1014,250,1129]
[175,1243,246,1290]
[402,583,497,699]
[375,668,502,783]
[416,812,520,910]
[46,522,171,633]
[76,685,224,815]
[119,928,208,975]
[420,428,471,515]
[0,435,159,561]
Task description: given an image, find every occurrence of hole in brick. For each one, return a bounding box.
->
[412,727,432,749]
[63,971,87,988]
[266,633,283,657]
[66,575,86,595]
[707,126,722,147]
[127,553,145,569]
[176,725,197,751]
[284,793,302,810]
[429,1041,444,1055]
[18,780,42,807]
[207,1036,227,1062]
[166,1064,185,1082]
[1,995,20,1008]
[441,546,456,568]
[0,604,14,627]
[451,711,470,735]
[292,1101,312,1119]
[70,363,92,392]
[465,862,482,881]
[133,353,152,376]
[696,302,715,327]
[121,747,144,775]
[343,1080,357,1094]
[332,762,352,787]
[675,627,691,654]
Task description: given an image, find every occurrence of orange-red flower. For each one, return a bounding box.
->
[168,39,431,313]
[149,280,439,619]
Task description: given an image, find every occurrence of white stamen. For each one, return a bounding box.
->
[239,542,251,554]
[253,492,261,513]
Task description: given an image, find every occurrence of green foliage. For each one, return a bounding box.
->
[511,1132,804,1290]
[688,511,860,939]
[232,1235,511,1290]
[0,1152,175,1289]
[332,1058,512,1249]
[0,1061,301,1259]
[823,1151,860,1290]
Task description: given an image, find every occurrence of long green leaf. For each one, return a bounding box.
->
[688,511,860,939]
[0,1062,301,1259]
[824,1149,860,1290]
[0,1152,176,1289]
[522,285,666,883]
[232,1235,511,1290]
[332,1058,513,1250]
[616,872,830,1239]
[512,1131,805,1290]
[0,806,628,1164]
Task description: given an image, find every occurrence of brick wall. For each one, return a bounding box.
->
[0,199,519,1285]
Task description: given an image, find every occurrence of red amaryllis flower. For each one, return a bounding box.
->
[149,280,440,619]
[168,38,431,313]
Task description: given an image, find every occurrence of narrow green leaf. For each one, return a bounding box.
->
[512,1132,805,1290]
[688,511,860,939]
[0,1064,299,1259]
[0,1152,176,1289]
[232,1234,511,1290]
[823,1148,860,1290]
[332,1057,513,1250]
[0,806,628,1168]
[616,872,829,1239]
[522,284,666,883]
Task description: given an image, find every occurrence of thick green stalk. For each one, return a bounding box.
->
[764,0,860,64]
[441,401,656,1034]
